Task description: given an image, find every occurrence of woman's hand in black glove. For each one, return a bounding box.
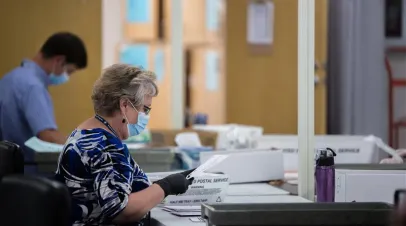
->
[180,168,196,178]
[154,173,194,197]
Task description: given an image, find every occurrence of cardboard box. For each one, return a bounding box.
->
[148,44,173,129]
[122,0,224,44]
[161,173,230,206]
[188,45,225,124]
[335,168,406,203]
[116,42,174,129]
[122,0,161,41]
[165,0,225,45]
[200,149,285,183]
[150,129,218,147]
[116,42,154,70]
[193,124,264,149]
[254,135,382,172]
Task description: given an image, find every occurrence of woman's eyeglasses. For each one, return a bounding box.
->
[143,105,151,115]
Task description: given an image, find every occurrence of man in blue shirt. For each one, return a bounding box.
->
[0,32,87,173]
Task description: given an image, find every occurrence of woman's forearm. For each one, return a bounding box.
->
[113,184,165,223]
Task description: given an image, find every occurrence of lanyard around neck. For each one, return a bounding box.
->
[94,114,119,138]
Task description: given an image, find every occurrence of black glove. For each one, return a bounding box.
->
[154,173,193,197]
[180,168,196,178]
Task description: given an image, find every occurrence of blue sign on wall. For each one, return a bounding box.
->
[126,0,151,23]
[154,48,165,82]
[205,50,219,91]
[119,44,149,69]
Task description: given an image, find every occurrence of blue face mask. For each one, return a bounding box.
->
[49,71,69,86]
[127,112,150,137]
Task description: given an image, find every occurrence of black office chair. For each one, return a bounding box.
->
[0,175,71,226]
[0,140,24,177]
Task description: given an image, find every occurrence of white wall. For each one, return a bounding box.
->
[386,0,406,148]
[102,0,123,69]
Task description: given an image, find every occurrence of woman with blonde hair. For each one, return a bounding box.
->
[55,64,192,226]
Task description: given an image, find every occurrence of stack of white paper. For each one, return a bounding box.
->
[24,136,63,152]
[159,155,230,206]
[161,206,201,217]
[186,154,228,179]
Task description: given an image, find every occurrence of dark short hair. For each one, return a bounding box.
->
[40,32,87,69]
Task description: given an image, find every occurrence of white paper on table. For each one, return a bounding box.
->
[186,154,228,179]
[189,217,206,222]
[284,172,298,180]
[364,135,402,162]
[286,180,298,185]
[247,0,274,45]
[161,206,202,217]
[171,211,201,217]
[24,136,64,152]
[175,132,202,147]
[162,206,201,212]
[125,143,148,149]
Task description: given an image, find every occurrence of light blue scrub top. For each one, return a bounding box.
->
[0,59,57,174]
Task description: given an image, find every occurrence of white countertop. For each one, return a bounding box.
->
[226,183,289,196]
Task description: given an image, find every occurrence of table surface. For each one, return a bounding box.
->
[151,195,310,226]
[278,182,298,195]
[151,183,306,226]
[226,183,289,196]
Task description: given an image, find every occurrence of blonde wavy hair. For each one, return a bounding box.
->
[91,64,158,116]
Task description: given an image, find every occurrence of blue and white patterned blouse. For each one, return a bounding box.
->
[55,128,150,226]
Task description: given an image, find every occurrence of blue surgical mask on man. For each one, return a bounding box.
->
[49,71,69,85]
[125,101,150,137]
[49,62,69,85]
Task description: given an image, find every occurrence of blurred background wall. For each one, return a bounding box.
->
[0,0,102,135]
[0,0,405,147]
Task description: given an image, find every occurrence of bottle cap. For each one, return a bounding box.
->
[316,148,336,166]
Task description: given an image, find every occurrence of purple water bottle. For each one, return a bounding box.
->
[315,148,336,202]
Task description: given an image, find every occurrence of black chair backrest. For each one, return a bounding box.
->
[0,102,2,140]
[0,175,71,226]
[0,140,24,177]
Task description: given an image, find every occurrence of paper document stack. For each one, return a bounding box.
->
[161,206,201,217]
[157,155,231,206]
[25,137,64,152]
